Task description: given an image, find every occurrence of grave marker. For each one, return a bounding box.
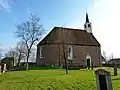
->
[114,64,118,76]
[95,69,113,90]
[3,64,6,73]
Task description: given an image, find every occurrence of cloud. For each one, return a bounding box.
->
[90,0,120,57]
[0,0,11,12]
[0,45,9,57]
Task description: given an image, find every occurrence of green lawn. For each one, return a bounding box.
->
[0,67,120,90]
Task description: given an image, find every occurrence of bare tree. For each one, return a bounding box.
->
[62,44,68,74]
[108,53,114,61]
[15,41,27,67]
[5,42,26,67]
[5,48,17,66]
[29,47,36,62]
[60,27,69,74]
[15,14,44,70]
[102,50,107,61]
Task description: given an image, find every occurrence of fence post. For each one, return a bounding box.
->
[114,64,118,76]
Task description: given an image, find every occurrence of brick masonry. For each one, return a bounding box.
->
[36,44,101,66]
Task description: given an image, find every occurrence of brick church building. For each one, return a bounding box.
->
[36,13,102,67]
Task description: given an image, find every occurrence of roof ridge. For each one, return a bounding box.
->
[55,26,85,31]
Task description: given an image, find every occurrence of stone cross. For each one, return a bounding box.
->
[2,64,6,73]
[114,64,118,76]
[95,69,113,90]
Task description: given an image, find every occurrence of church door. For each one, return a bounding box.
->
[87,59,90,69]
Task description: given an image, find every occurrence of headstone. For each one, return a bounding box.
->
[60,64,63,69]
[95,69,113,90]
[3,64,6,73]
[0,66,1,73]
[51,65,54,68]
[114,64,118,76]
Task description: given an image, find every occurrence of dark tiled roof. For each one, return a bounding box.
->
[37,26,100,46]
[1,57,14,62]
[109,58,120,61]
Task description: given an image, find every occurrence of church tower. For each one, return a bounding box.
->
[84,13,92,33]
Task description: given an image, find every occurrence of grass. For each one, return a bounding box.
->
[0,67,120,90]
[29,66,60,70]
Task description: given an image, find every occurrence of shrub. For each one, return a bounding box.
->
[11,66,26,71]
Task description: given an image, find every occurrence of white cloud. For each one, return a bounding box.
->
[90,0,120,58]
[0,0,11,12]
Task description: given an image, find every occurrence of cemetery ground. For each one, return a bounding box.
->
[0,67,120,90]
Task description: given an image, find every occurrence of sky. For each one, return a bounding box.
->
[0,0,120,58]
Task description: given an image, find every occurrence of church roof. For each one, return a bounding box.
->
[37,26,100,46]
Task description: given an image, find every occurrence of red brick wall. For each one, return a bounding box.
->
[36,44,60,66]
[36,44,101,66]
[72,45,101,66]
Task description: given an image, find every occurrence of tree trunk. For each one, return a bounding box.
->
[17,53,21,67]
[13,58,14,67]
[63,45,68,74]
[26,55,29,70]
[26,50,30,70]
[17,60,20,67]
[26,62,29,70]
[59,44,61,67]
[91,63,93,70]
[65,58,68,74]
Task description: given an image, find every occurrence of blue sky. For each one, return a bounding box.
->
[0,0,120,58]
[0,0,92,54]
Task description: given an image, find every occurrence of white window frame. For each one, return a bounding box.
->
[40,46,43,58]
[68,45,73,59]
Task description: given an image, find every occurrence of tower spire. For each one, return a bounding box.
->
[84,11,92,33]
[86,12,89,23]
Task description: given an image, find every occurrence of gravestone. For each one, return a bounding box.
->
[2,64,6,73]
[51,65,54,68]
[60,64,63,69]
[95,69,113,90]
[114,64,118,76]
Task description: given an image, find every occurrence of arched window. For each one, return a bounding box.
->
[40,46,43,58]
[68,46,73,59]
